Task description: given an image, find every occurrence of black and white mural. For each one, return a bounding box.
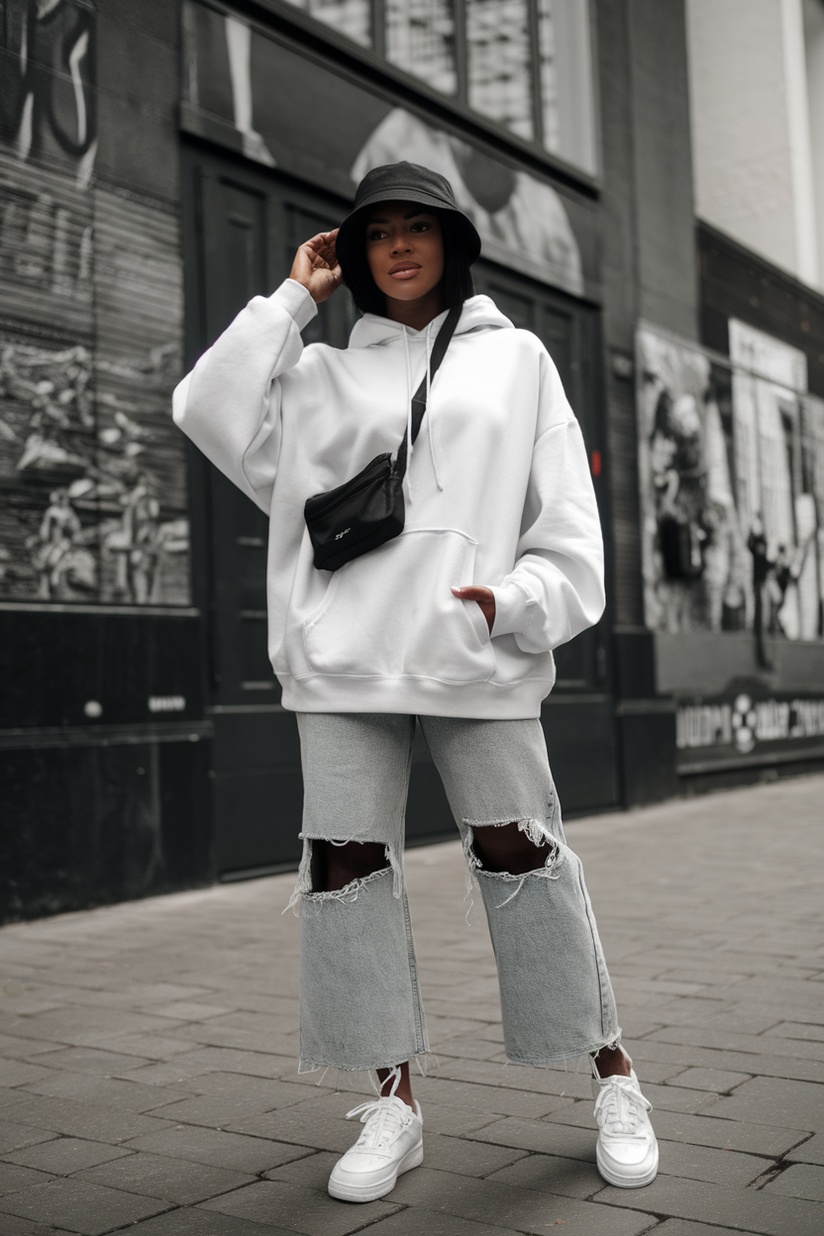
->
[180,0,594,298]
[637,322,824,655]
[0,0,190,607]
[0,335,189,604]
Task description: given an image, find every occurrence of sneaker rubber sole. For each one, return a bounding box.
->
[596,1140,659,1189]
[328,1140,423,1202]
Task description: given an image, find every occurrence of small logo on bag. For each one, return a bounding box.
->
[334,528,351,540]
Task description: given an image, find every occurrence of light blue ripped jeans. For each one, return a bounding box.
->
[292,713,620,1074]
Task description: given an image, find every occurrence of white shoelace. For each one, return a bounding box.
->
[594,1075,653,1136]
[345,1095,409,1151]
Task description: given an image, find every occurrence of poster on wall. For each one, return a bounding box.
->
[636,323,824,661]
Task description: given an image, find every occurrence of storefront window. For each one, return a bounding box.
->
[466,0,534,141]
[283,0,372,48]
[386,0,458,97]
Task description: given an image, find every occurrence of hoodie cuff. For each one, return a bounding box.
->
[489,580,538,639]
[272,279,319,333]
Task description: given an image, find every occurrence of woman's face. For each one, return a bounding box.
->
[365,201,444,307]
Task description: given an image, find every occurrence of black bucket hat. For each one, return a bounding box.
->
[336,161,482,275]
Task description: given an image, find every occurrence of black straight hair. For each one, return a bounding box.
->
[339,207,475,317]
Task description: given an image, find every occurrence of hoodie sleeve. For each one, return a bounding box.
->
[488,349,605,653]
[172,279,318,512]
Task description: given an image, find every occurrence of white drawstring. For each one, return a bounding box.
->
[401,324,414,501]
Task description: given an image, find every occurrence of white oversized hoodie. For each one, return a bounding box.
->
[173,279,604,719]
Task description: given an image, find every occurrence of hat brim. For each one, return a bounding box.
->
[336,191,482,271]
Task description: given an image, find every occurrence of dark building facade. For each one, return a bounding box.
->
[2,0,822,922]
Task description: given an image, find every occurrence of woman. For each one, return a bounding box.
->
[173,162,658,1202]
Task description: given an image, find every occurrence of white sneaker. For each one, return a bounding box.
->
[328,1094,423,1202]
[592,1067,659,1188]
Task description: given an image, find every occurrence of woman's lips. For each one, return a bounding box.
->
[389,264,421,280]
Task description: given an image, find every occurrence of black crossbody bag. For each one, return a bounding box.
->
[304,304,461,571]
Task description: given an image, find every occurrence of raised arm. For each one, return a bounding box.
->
[172,230,341,511]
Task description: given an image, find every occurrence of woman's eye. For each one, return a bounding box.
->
[367,228,387,241]
[410,222,430,232]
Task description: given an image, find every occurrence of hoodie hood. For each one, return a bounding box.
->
[347,294,514,350]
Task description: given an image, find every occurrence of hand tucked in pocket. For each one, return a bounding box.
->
[451,586,496,634]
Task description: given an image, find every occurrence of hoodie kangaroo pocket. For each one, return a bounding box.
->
[302,528,496,683]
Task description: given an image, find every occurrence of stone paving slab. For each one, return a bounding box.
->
[0,1122,58,1157]
[593,1174,824,1236]
[0,1177,170,1235]
[122,1126,313,1174]
[1,774,823,1234]
[3,1139,131,1177]
[0,1217,76,1236]
[651,1225,763,1236]
[75,1150,257,1205]
[787,1132,824,1164]
[705,1076,824,1130]
[387,1166,658,1234]
[198,1178,401,1234]
[339,1210,530,1236]
[128,1215,296,1236]
[0,1162,56,1196]
[763,1162,824,1200]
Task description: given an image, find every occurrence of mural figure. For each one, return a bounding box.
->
[29,484,94,599]
[105,473,164,605]
[351,108,584,297]
[747,515,772,668]
[637,324,824,651]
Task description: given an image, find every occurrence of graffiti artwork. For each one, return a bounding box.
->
[0,0,97,186]
[0,2,191,608]
[637,323,824,649]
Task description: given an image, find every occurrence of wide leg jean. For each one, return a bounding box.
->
[292,713,620,1073]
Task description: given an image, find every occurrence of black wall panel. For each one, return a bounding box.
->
[0,737,212,921]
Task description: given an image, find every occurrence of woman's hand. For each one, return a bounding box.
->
[451,586,495,634]
[289,230,342,304]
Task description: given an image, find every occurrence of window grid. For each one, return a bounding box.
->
[386,0,458,97]
[279,0,592,170]
[466,0,534,142]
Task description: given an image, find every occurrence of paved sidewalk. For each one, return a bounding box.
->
[1,775,823,1236]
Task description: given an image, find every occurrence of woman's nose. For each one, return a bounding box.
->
[390,232,412,255]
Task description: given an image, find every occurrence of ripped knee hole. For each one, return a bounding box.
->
[311,838,390,893]
[470,818,555,876]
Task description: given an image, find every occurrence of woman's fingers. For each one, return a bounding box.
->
[304,230,340,265]
[451,586,496,633]
[452,586,493,601]
[289,230,342,303]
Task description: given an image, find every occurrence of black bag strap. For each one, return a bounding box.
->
[395,303,462,478]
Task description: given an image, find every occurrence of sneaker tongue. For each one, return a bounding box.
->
[358,1097,404,1148]
[601,1079,640,1133]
